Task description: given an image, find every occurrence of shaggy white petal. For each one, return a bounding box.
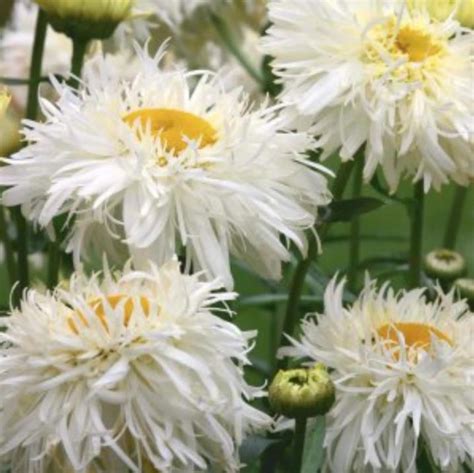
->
[0,45,331,289]
[262,0,474,192]
[0,259,271,473]
[283,277,474,472]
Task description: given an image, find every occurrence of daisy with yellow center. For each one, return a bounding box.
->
[262,0,474,191]
[0,260,270,473]
[281,277,474,472]
[0,45,331,289]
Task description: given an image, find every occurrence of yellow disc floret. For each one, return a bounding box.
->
[123,108,218,155]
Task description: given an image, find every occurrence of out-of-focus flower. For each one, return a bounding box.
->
[0,44,331,289]
[0,87,11,118]
[262,0,474,192]
[0,0,72,111]
[35,0,133,41]
[409,0,474,28]
[0,259,271,473]
[281,277,474,472]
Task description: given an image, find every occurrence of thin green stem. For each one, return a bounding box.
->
[209,13,265,86]
[293,417,307,473]
[11,11,48,304]
[277,160,354,370]
[408,181,425,288]
[347,156,364,293]
[0,206,17,288]
[46,38,88,289]
[443,185,468,250]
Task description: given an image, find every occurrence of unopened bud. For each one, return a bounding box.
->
[35,0,133,41]
[269,363,335,419]
[454,278,474,305]
[424,249,466,281]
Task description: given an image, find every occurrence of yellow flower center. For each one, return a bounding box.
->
[123,108,217,155]
[363,16,445,82]
[377,322,452,352]
[68,294,151,334]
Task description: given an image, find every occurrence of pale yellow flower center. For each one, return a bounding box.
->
[68,294,151,333]
[123,108,217,155]
[363,16,445,81]
[377,322,452,353]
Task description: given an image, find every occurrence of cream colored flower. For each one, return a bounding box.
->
[262,0,474,192]
[0,45,331,289]
[282,277,474,472]
[0,260,271,473]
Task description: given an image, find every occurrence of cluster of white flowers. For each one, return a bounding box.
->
[0,0,473,472]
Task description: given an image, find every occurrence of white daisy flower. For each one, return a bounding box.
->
[0,259,271,473]
[281,277,474,472]
[261,0,474,192]
[0,45,331,288]
[0,0,72,112]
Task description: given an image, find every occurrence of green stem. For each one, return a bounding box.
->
[277,160,354,369]
[347,156,364,293]
[409,181,425,288]
[209,13,265,86]
[12,9,48,304]
[0,206,17,288]
[443,186,468,250]
[293,417,307,473]
[46,38,88,289]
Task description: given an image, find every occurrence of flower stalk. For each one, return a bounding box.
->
[347,154,364,293]
[443,186,468,250]
[409,181,425,288]
[293,417,307,473]
[278,159,354,369]
[12,8,48,305]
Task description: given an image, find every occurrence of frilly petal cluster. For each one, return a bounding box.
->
[0,44,331,289]
[0,259,271,473]
[282,277,474,472]
[262,0,474,192]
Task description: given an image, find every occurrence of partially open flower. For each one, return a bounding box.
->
[424,248,467,281]
[269,364,335,418]
[35,0,133,40]
[409,0,474,28]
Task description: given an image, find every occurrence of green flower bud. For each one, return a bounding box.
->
[269,363,335,419]
[454,278,474,305]
[424,249,466,281]
[35,0,133,41]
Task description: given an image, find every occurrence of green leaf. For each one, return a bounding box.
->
[319,198,385,223]
[239,435,282,466]
[302,417,326,473]
[369,173,409,206]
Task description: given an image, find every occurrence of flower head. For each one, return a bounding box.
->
[0,259,270,473]
[262,0,474,191]
[281,277,474,472]
[0,45,331,289]
[35,0,133,40]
